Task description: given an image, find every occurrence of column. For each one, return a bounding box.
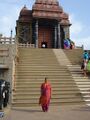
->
[58,22,61,48]
[35,20,38,48]
[63,26,70,39]
[54,25,57,48]
[30,22,32,44]
[10,30,13,44]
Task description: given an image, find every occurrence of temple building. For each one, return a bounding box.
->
[16,0,71,48]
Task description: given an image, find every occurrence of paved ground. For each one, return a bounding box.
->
[1,105,90,120]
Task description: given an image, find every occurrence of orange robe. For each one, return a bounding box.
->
[39,82,51,106]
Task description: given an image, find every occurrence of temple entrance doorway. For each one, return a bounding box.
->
[38,27,53,48]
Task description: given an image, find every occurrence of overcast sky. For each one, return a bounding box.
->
[0,0,90,50]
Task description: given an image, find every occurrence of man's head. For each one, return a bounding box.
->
[45,77,48,83]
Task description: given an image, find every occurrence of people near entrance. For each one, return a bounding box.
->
[64,38,70,49]
[81,50,90,76]
[39,77,51,112]
[41,42,47,48]
[88,51,90,60]
[87,58,90,72]
[81,60,87,77]
[42,44,46,48]
[83,50,89,62]
[64,38,75,49]
[70,41,75,49]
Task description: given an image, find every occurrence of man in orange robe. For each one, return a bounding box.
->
[39,77,51,112]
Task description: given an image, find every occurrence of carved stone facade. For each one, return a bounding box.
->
[16,0,71,48]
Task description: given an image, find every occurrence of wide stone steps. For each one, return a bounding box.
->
[14,90,79,95]
[13,91,83,96]
[14,72,69,76]
[14,86,90,90]
[63,49,83,65]
[14,87,81,91]
[16,67,67,71]
[18,60,61,63]
[53,49,71,66]
[13,89,88,94]
[14,80,77,85]
[16,65,67,68]
[15,71,70,74]
[14,85,78,89]
[12,99,85,107]
[16,64,60,67]
[16,70,70,73]
[16,67,67,70]
[13,48,85,107]
[18,63,59,66]
[67,65,90,106]
[15,79,74,82]
[14,81,90,85]
[18,57,57,59]
[15,76,72,79]
[17,65,60,67]
[13,96,84,102]
[13,96,83,101]
[13,98,88,105]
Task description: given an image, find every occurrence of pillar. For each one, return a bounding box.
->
[35,20,38,48]
[54,25,57,48]
[10,30,13,44]
[58,22,61,48]
[30,22,32,44]
[63,26,70,39]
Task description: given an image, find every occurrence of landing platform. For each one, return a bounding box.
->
[2,105,90,120]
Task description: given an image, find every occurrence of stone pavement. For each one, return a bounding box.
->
[1,105,90,120]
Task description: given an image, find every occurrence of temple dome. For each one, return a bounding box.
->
[19,5,32,21]
[20,5,30,16]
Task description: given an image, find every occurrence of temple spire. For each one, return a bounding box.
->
[33,0,63,20]
[35,0,59,4]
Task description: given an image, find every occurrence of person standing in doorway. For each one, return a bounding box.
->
[39,77,52,112]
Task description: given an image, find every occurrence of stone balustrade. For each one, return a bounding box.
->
[0,37,15,44]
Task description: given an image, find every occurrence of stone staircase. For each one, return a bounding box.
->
[63,49,83,65]
[68,65,90,106]
[12,48,88,107]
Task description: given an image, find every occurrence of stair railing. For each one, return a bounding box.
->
[0,36,15,44]
[18,43,35,48]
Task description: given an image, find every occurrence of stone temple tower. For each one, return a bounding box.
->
[16,0,71,48]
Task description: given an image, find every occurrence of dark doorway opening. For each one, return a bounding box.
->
[41,42,47,48]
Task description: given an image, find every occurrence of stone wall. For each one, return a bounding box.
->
[0,44,16,78]
[0,44,17,103]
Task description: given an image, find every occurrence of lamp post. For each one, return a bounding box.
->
[10,30,13,44]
